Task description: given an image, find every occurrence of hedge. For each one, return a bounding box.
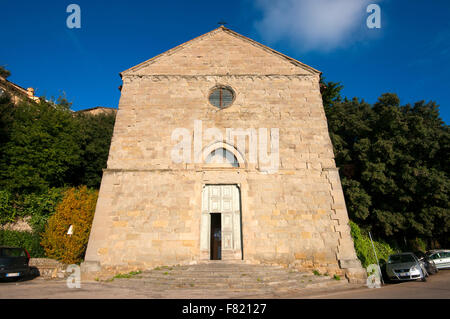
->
[349,220,398,268]
[0,229,45,257]
[0,188,65,233]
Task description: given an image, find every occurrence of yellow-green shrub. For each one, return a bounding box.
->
[41,186,98,264]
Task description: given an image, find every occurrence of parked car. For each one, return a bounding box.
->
[0,246,31,281]
[427,250,450,269]
[414,251,438,274]
[386,252,427,282]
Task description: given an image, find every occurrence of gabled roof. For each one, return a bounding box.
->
[121,26,320,76]
[76,106,117,115]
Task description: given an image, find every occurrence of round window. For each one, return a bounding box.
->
[208,86,235,109]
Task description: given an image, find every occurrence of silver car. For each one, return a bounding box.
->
[386,253,427,282]
[427,250,450,269]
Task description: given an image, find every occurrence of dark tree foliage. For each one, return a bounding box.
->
[0,99,82,193]
[320,76,343,110]
[0,93,14,148]
[0,66,11,79]
[0,95,116,192]
[322,80,450,248]
[73,112,116,188]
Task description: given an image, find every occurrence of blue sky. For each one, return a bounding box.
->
[1,0,449,124]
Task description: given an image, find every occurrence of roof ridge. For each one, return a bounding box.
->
[220,27,320,74]
[121,26,224,76]
[120,26,320,76]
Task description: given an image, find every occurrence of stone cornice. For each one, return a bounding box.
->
[122,74,318,82]
[103,168,323,174]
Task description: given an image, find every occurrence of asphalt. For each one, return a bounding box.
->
[306,268,450,299]
[0,269,448,299]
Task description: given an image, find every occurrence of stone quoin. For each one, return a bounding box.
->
[81,26,366,284]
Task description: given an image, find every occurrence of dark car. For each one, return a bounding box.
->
[0,246,31,280]
[415,251,438,275]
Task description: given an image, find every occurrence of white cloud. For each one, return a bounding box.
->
[253,0,373,52]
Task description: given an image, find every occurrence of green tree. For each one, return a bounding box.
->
[0,92,14,149]
[322,80,449,248]
[320,76,343,110]
[0,99,82,193]
[0,66,11,79]
[73,112,116,188]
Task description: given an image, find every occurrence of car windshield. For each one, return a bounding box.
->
[388,254,415,264]
[0,248,25,257]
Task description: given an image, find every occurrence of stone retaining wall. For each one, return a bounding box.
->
[29,258,68,279]
[0,217,33,232]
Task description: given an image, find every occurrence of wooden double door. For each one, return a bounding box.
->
[200,185,242,260]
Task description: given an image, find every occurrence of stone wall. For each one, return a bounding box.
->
[107,75,334,171]
[83,27,366,283]
[0,216,33,232]
[29,258,68,279]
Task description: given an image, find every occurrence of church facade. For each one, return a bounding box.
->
[82,27,366,283]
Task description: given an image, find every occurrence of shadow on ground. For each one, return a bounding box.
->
[0,266,40,283]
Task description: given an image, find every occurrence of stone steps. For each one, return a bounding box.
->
[110,278,348,292]
[128,275,316,284]
[137,275,313,282]
[107,262,348,293]
[136,271,319,280]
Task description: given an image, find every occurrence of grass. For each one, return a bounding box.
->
[154,265,174,271]
[130,271,142,276]
[333,274,341,281]
[313,270,321,276]
[110,270,142,280]
[161,266,173,270]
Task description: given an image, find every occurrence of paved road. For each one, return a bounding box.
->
[0,269,449,299]
[305,269,450,299]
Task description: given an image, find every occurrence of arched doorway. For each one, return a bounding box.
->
[199,144,244,261]
[201,184,242,260]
